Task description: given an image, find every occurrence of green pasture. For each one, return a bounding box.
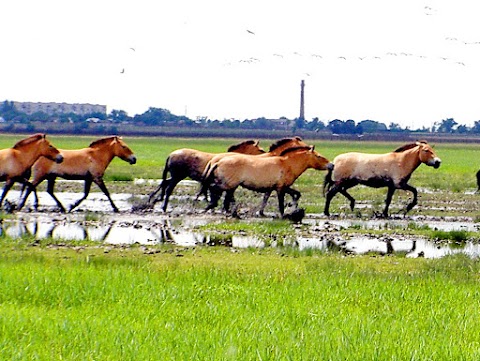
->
[1,241,480,360]
[1,133,476,188]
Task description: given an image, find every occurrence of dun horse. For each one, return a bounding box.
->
[202,136,309,215]
[323,141,441,217]
[19,136,136,213]
[148,140,265,211]
[0,133,63,210]
[201,146,332,217]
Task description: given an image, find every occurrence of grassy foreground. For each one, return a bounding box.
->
[1,240,480,360]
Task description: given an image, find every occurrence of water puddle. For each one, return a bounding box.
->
[1,215,479,259]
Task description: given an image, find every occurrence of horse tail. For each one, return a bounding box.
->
[323,166,334,197]
[161,156,171,186]
[198,162,217,200]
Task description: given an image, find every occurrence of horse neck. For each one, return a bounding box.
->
[15,144,45,168]
[398,147,422,173]
[282,153,311,180]
[91,145,116,167]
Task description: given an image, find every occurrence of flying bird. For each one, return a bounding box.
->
[246,30,255,35]
[120,68,125,74]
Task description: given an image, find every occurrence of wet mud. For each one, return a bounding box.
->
[2,180,480,259]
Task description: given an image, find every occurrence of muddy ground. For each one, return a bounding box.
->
[3,179,480,258]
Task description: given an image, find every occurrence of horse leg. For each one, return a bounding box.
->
[258,191,272,216]
[324,184,342,216]
[93,178,119,213]
[223,189,237,216]
[0,180,14,208]
[205,186,221,211]
[16,180,37,211]
[382,186,396,218]
[285,187,301,208]
[147,178,171,204]
[339,189,356,211]
[69,178,93,213]
[277,189,286,216]
[403,184,418,214]
[161,178,182,212]
[476,170,480,193]
[46,177,67,212]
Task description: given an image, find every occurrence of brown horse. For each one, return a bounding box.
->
[18,136,136,213]
[323,141,441,217]
[201,136,310,215]
[202,146,332,216]
[0,133,63,210]
[148,140,265,211]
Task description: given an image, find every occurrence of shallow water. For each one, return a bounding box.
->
[2,185,479,259]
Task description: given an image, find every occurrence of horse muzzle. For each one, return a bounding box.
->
[55,154,64,164]
[128,155,137,165]
[431,158,441,169]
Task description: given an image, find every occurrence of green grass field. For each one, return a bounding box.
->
[1,242,480,360]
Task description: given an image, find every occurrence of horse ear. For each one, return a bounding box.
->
[254,140,259,146]
[310,145,315,151]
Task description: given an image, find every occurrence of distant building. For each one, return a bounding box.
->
[12,101,106,116]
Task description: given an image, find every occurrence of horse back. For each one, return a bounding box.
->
[168,148,214,181]
[214,155,285,190]
[32,148,98,180]
[333,152,401,182]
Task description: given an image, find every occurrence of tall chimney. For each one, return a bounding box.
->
[299,79,305,120]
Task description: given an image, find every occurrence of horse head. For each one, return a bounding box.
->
[112,136,137,165]
[417,141,441,169]
[35,134,64,164]
[281,145,332,171]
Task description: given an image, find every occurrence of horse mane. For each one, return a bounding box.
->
[269,136,303,152]
[393,140,428,153]
[89,136,119,148]
[227,140,257,152]
[12,133,45,149]
[279,146,312,156]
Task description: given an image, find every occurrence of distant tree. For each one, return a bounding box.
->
[472,120,480,134]
[435,118,457,133]
[456,124,468,133]
[358,120,387,133]
[388,122,405,132]
[109,109,131,122]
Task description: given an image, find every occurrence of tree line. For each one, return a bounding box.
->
[2,100,480,135]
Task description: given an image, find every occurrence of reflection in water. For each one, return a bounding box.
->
[1,218,480,258]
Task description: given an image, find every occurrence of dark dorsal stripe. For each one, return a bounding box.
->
[227,140,256,152]
[89,136,118,148]
[269,136,303,152]
[279,146,311,156]
[12,134,45,149]
[394,140,428,153]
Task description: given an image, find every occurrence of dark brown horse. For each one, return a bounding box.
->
[148,140,265,211]
[0,134,63,210]
[19,136,136,212]
[202,146,332,216]
[324,141,441,217]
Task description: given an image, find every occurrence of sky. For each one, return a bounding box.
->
[1,0,480,129]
